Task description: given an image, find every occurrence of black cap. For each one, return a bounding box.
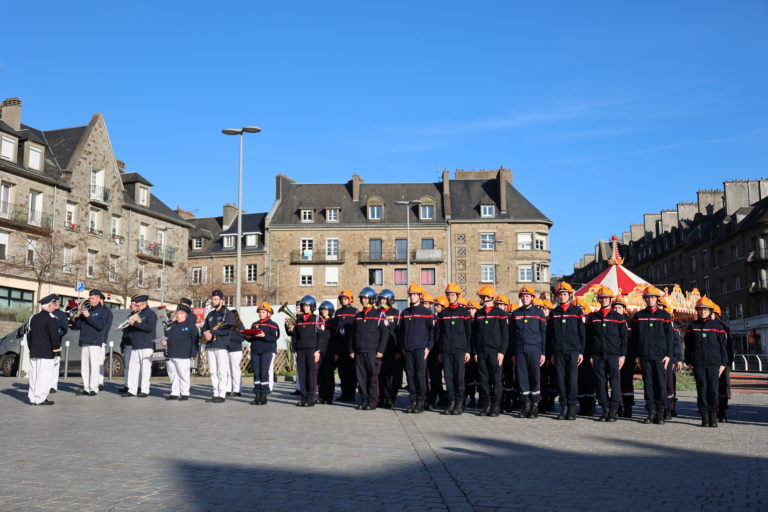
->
[179,297,193,306]
[177,304,191,314]
[211,290,224,298]
[89,289,105,299]
[39,293,58,305]
[134,295,149,303]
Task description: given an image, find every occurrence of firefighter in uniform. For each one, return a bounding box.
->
[398,283,435,413]
[510,286,547,418]
[289,295,325,407]
[316,301,336,404]
[27,294,61,406]
[684,296,728,427]
[48,296,68,394]
[538,298,558,413]
[121,295,157,398]
[245,302,280,405]
[436,283,472,415]
[713,303,734,422]
[631,286,674,424]
[377,289,402,409]
[547,282,585,420]
[350,287,387,410]
[333,290,358,402]
[201,290,234,403]
[464,299,481,408]
[586,286,629,422]
[658,297,683,419]
[473,285,509,417]
[612,296,636,418]
[422,293,445,410]
[573,297,596,416]
[72,289,113,396]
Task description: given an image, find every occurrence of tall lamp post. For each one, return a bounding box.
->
[492,239,504,290]
[395,199,422,284]
[222,126,261,310]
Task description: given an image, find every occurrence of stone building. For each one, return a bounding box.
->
[0,97,191,309]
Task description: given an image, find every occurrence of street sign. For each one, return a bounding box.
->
[75,281,85,292]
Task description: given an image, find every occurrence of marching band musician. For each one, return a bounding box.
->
[72,289,113,397]
[48,296,68,394]
[436,283,472,416]
[290,295,325,407]
[119,297,139,394]
[202,290,234,403]
[162,304,198,400]
[546,282,585,421]
[27,294,61,406]
[472,285,508,417]
[350,288,387,410]
[225,310,245,398]
[246,302,280,405]
[509,286,547,419]
[121,295,157,398]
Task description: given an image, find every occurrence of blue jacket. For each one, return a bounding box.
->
[291,313,327,352]
[28,310,61,359]
[472,306,509,355]
[586,308,629,358]
[684,318,728,367]
[546,304,585,355]
[203,307,234,350]
[165,321,199,359]
[436,305,472,353]
[398,304,435,351]
[379,306,400,353]
[630,307,673,361]
[351,307,388,354]
[124,307,158,350]
[228,323,245,352]
[250,319,279,354]
[510,304,547,354]
[73,304,113,347]
[51,308,69,340]
[332,306,358,357]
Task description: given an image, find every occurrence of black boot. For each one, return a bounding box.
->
[261,393,268,404]
[518,403,532,418]
[598,409,609,422]
[414,400,425,414]
[250,394,260,405]
[530,403,539,418]
[709,410,718,428]
[656,408,666,425]
[566,406,577,420]
[644,411,656,424]
[701,413,710,427]
[664,407,672,420]
[489,403,500,417]
[406,401,417,413]
[607,406,618,422]
[453,401,464,415]
[479,404,491,417]
[442,401,456,415]
[557,406,567,420]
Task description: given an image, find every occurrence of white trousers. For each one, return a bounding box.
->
[207,348,230,398]
[81,345,103,393]
[167,358,191,397]
[227,351,242,393]
[50,355,60,390]
[28,358,54,404]
[123,346,133,386]
[99,343,106,385]
[128,348,153,395]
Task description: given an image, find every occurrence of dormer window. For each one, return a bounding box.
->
[192,237,203,250]
[367,197,383,221]
[481,204,495,218]
[223,235,235,248]
[139,186,149,206]
[1,136,15,162]
[420,204,434,220]
[300,209,314,223]
[326,208,339,223]
[245,234,257,246]
[28,146,42,171]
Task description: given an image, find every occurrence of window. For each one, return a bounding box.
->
[731,245,739,261]
[139,224,148,244]
[246,264,257,283]
[703,277,711,296]
[223,265,234,283]
[28,146,42,171]
[139,186,149,206]
[420,204,434,220]
[87,250,97,277]
[702,249,709,268]
[28,191,42,226]
[420,268,435,285]
[519,265,533,282]
[734,303,743,319]
[663,262,669,276]
[108,255,118,282]
[88,210,99,234]
[192,238,203,250]
[481,205,495,218]
[90,169,105,200]
[421,238,434,250]
[369,239,382,260]
[245,234,257,247]
[326,208,339,222]
[534,264,549,283]
[517,232,533,250]
[481,264,495,283]
[110,216,120,238]
[300,267,314,286]
[222,235,234,248]
[534,233,547,251]
[191,267,203,285]
[0,231,9,260]
[25,239,36,265]
[138,263,146,287]
[300,209,314,223]
[63,203,76,229]
[480,232,495,250]
[395,239,408,260]
[690,254,697,273]
[325,267,339,286]
[369,268,383,286]
[63,245,73,272]
[243,296,257,307]
[720,278,727,295]
[394,268,408,285]
[1,136,14,161]
[734,273,741,290]
[300,238,314,260]
[326,239,339,260]
[0,182,12,217]
[368,204,382,221]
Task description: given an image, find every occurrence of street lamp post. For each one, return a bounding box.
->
[492,239,504,290]
[395,199,422,284]
[222,126,261,310]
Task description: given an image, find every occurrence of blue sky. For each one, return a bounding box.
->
[2,1,766,276]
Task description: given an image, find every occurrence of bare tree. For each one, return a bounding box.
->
[0,233,64,301]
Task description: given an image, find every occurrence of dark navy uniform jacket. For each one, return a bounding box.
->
[227,323,245,353]
[684,318,729,367]
[586,308,629,358]
[546,303,585,356]
[436,305,472,353]
[165,321,200,359]
[398,304,435,351]
[292,313,327,352]
[510,304,547,354]
[630,307,673,361]
[124,307,158,350]
[250,319,279,354]
[378,306,400,353]
[73,304,113,347]
[332,305,358,357]
[28,310,61,359]
[203,307,234,350]
[472,306,509,355]
[351,306,388,354]
[52,308,68,340]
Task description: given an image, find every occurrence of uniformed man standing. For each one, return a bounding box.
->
[398,283,435,413]
[546,282,585,420]
[436,283,472,415]
[119,297,139,394]
[376,289,401,409]
[659,297,683,420]
[48,296,68,394]
[162,304,198,400]
[473,285,509,417]
[713,303,734,422]
[422,293,445,410]
[613,296,636,418]
[333,290,358,402]
[72,289,113,396]
[509,286,547,418]
[27,294,61,406]
[350,288,387,410]
[201,290,234,403]
[316,301,336,404]
[464,299,481,408]
[246,302,280,405]
[290,295,325,407]
[631,286,673,425]
[121,295,157,398]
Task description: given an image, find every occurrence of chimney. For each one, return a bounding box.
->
[697,189,724,215]
[351,173,363,202]
[497,166,512,214]
[274,173,295,201]
[442,169,451,219]
[723,181,751,216]
[116,159,126,173]
[676,202,697,227]
[630,224,644,242]
[223,203,238,228]
[176,207,195,220]
[660,210,678,234]
[621,231,631,245]
[0,97,22,131]
[643,213,661,238]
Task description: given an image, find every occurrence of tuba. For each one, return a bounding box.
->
[278,302,297,332]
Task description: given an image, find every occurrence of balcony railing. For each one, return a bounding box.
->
[357,249,445,263]
[63,221,80,232]
[0,200,53,232]
[290,250,346,264]
[749,280,768,294]
[414,248,443,262]
[746,249,768,264]
[89,184,110,204]
[137,239,177,262]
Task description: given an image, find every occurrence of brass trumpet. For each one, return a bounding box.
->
[201,319,233,344]
[67,298,92,323]
[117,313,142,331]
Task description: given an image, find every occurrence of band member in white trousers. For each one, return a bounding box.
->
[163,304,199,400]
[72,289,113,396]
[202,290,235,403]
[49,296,68,393]
[120,295,157,398]
[226,310,245,397]
[27,294,61,406]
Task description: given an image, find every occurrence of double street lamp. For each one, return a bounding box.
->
[222,126,261,310]
[395,199,422,285]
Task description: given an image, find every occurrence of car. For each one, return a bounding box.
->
[0,307,169,378]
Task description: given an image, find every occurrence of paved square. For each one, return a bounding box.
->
[0,378,766,512]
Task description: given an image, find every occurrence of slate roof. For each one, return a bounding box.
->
[449,179,551,223]
[121,172,153,186]
[120,173,192,228]
[188,213,267,254]
[41,126,86,170]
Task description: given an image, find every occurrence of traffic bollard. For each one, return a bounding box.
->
[63,340,70,378]
[108,341,114,382]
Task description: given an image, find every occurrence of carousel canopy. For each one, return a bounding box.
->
[575,264,649,297]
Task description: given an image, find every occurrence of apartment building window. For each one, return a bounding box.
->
[300,238,314,260]
[420,268,435,285]
[139,223,148,244]
[517,233,533,250]
[731,245,739,261]
[326,239,339,260]
[246,264,257,283]
[87,250,97,277]
[28,191,42,226]
[534,233,547,251]
[481,264,495,283]
[395,239,408,260]
[0,231,9,260]
[88,210,99,235]
[24,239,35,265]
[703,277,711,296]
[690,254,697,273]
[110,216,120,238]
[325,267,339,286]
[190,266,205,285]
[534,264,549,283]
[369,268,383,286]
[519,264,533,282]
[139,186,149,206]
[109,255,118,282]
[369,239,382,260]
[300,267,314,286]
[28,146,42,171]
[90,169,105,200]
[421,238,434,250]
[663,262,669,276]
[192,238,203,250]
[0,182,12,217]
[720,278,727,295]
[734,303,743,319]
[420,204,434,220]
[394,268,407,285]
[138,262,145,287]
[480,205,495,218]
[326,208,339,222]
[223,265,234,283]
[245,234,257,247]
[63,245,74,273]
[702,249,709,268]
[734,273,741,290]
[222,235,234,249]
[300,209,314,223]
[480,233,495,250]
[242,295,257,307]
[368,204,382,221]
[1,136,14,161]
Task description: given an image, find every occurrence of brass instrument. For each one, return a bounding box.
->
[201,319,232,344]
[278,302,297,332]
[117,313,142,331]
[67,299,92,323]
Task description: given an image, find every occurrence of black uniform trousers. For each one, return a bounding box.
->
[718,367,731,413]
[577,360,596,409]
[296,349,318,403]
[516,351,542,404]
[501,356,517,406]
[555,351,580,408]
[592,356,621,409]
[378,351,403,404]
[404,349,427,402]
[251,351,274,395]
[540,362,558,409]
[442,350,467,402]
[477,350,503,405]
[355,352,381,403]
[693,365,720,414]
[465,358,480,399]
[317,353,335,402]
[620,359,635,409]
[337,352,357,399]
[425,350,444,404]
[640,359,666,413]
[664,364,677,412]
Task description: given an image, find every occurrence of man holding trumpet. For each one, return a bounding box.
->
[121,295,157,398]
